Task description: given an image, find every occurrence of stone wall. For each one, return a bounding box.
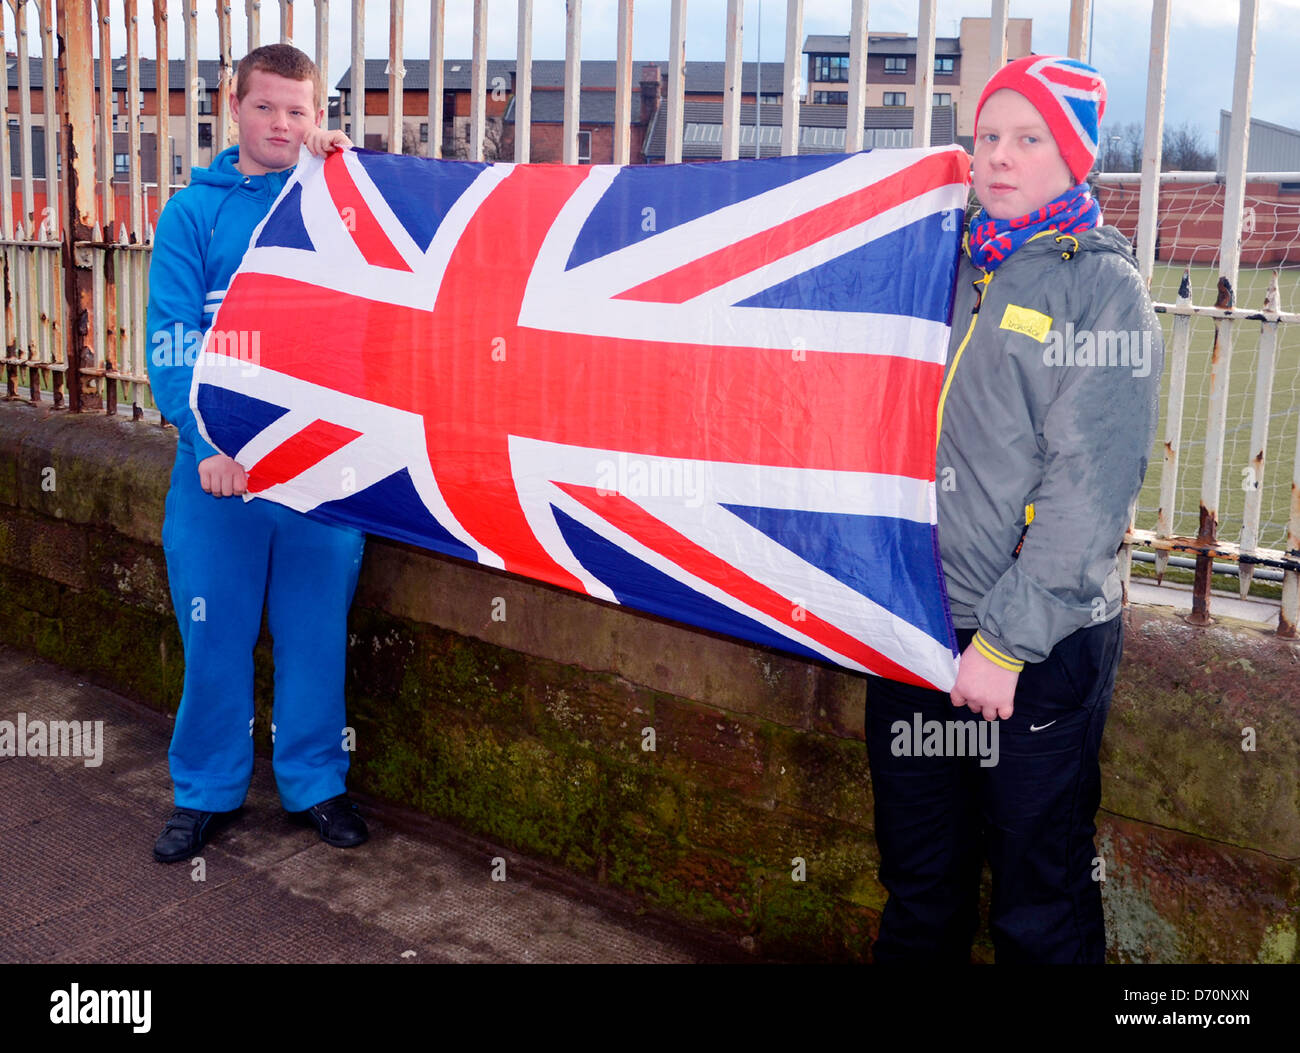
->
[1,401,1295,962]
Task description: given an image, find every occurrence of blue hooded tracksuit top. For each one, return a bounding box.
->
[147,145,365,813]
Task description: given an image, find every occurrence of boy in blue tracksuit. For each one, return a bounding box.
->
[147,44,368,861]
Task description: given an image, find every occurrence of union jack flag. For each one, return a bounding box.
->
[191,145,969,689]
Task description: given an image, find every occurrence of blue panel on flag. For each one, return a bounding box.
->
[256,184,314,251]
[353,150,486,253]
[313,467,478,560]
[721,503,956,649]
[734,210,962,322]
[194,384,289,455]
[564,153,856,271]
[1065,95,1094,132]
[552,506,829,663]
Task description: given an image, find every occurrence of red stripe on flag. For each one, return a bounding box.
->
[1039,66,1103,94]
[555,482,939,688]
[245,418,363,494]
[216,271,944,480]
[323,153,413,272]
[613,150,966,304]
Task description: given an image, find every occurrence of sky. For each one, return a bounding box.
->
[81,0,1300,148]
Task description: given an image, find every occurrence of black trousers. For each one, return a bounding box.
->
[863,616,1122,964]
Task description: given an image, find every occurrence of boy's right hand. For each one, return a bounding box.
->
[303,127,353,157]
[198,454,248,497]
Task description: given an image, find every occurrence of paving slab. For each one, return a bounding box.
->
[0,646,747,964]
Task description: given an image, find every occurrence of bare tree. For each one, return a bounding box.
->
[1161,121,1215,171]
[401,123,421,156]
[1099,121,1142,173]
[1120,122,1145,172]
[450,116,504,162]
[1096,120,1215,174]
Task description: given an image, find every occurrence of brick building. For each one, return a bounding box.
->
[803,16,1033,144]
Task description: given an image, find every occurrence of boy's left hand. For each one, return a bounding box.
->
[950,644,1019,720]
[303,127,353,157]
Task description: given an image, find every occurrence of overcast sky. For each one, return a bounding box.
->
[100,0,1299,146]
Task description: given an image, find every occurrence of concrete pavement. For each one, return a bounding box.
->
[0,646,749,964]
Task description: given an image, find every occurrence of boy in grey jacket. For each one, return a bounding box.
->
[864,56,1163,963]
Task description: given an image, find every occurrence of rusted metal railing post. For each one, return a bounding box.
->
[1154,270,1192,583]
[427,0,443,158]
[1190,277,1235,625]
[1238,272,1281,598]
[1135,0,1169,285]
[1189,0,1258,625]
[843,0,867,155]
[95,0,114,236]
[779,0,802,157]
[183,0,198,181]
[514,0,532,162]
[388,0,406,155]
[13,0,35,238]
[350,0,365,149]
[469,0,485,160]
[153,0,170,212]
[1,5,14,401]
[314,2,330,132]
[56,0,100,412]
[1282,408,1300,638]
[562,0,581,164]
[217,0,233,153]
[246,0,260,50]
[125,0,143,238]
[1067,0,1090,61]
[913,0,936,149]
[988,0,1008,73]
[663,0,684,165]
[38,0,61,390]
[612,0,633,166]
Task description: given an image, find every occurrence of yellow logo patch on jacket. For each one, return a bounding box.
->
[999,304,1054,343]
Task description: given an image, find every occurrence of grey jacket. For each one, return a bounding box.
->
[935,224,1163,668]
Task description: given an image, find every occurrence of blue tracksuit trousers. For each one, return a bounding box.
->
[162,447,365,813]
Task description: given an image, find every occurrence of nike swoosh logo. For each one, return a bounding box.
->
[1029,720,1057,732]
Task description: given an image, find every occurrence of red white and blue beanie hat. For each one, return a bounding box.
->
[974,55,1108,184]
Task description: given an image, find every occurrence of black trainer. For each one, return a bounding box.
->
[297,794,369,848]
[153,807,236,864]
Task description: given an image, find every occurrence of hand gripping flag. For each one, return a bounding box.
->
[191,145,969,689]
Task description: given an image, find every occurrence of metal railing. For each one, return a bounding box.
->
[3,0,1296,635]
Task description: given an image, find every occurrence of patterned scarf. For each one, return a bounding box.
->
[968,182,1101,271]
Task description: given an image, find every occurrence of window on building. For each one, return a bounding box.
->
[197,91,211,116]
[343,94,350,116]
[420,122,429,143]
[174,154,183,176]
[813,91,846,105]
[198,122,212,148]
[114,152,130,174]
[813,55,849,83]
[577,130,592,164]
[759,93,781,104]
[884,57,908,74]
[935,57,955,74]
[933,93,952,107]
[868,127,914,148]
[883,92,906,106]
[1280,181,1300,194]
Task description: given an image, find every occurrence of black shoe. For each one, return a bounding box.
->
[153,807,234,864]
[297,794,369,848]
